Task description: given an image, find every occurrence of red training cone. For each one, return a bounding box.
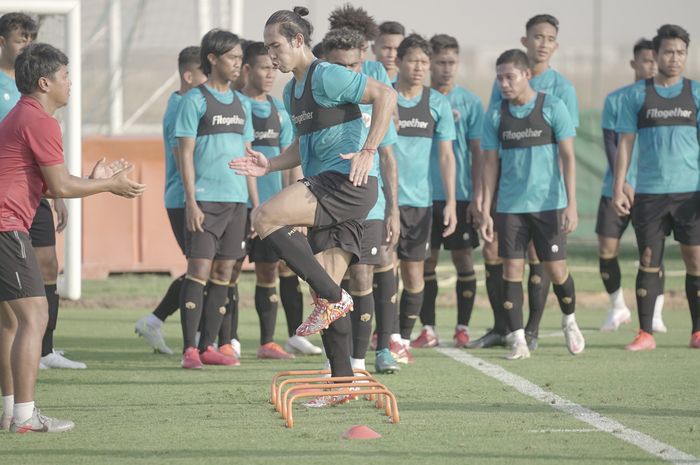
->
[341,425,382,440]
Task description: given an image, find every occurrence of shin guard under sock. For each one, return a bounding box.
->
[399,288,424,340]
[485,263,508,334]
[350,292,374,359]
[553,274,576,315]
[419,274,438,326]
[636,269,661,333]
[599,257,622,295]
[456,272,477,326]
[153,274,184,322]
[502,280,524,332]
[255,284,279,345]
[180,278,205,349]
[373,267,397,350]
[525,262,550,336]
[321,316,352,377]
[686,274,700,333]
[264,227,341,301]
[227,283,239,341]
[279,274,303,337]
[198,282,229,350]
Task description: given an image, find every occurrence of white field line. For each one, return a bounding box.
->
[528,429,598,433]
[436,348,700,465]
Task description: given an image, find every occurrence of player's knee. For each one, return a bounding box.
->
[451,249,473,274]
[502,261,523,281]
[255,264,277,284]
[210,262,234,283]
[548,264,568,285]
[349,266,372,291]
[251,205,274,237]
[482,241,499,261]
[640,247,654,268]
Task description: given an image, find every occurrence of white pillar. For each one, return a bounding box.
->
[108,0,123,135]
[230,0,243,36]
[64,1,82,300]
[198,0,212,39]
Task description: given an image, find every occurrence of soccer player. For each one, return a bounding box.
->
[134,46,206,355]
[240,41,321,358]
[175,29,254,369]
[327,4,377,62]
[230,7,395,393]
[0,12,85,370]
[472,14,580,350]
[598,39,667,333]
[392,33,457,356]
[0,42,144,432]
[322,27,401,374]
[372,21,405,84]
[412,34,483,349]
[613,24,700,351]
[479,49,584,360]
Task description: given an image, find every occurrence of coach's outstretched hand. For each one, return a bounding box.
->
[90,157,131,180]
[109,165,146,199]
[229,147,270,177]
[340,149,374,186]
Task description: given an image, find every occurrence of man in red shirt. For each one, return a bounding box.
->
[0,42,144,433]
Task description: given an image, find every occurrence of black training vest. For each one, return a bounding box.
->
[395,86,435,138]
[196,84,246,136]
[252,96,281,148]
[289,60,362,135]
[497,92,557,149]
[637,78,697,129]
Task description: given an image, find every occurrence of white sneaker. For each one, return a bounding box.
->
[134,316,173,354]
[40,350,87,369]
[505,329,530,360]
[652,295,667,333]
[0,413,11,431]
[10,408,74,433]
[562,315,585,355]
[39,361,48,370]
[285,335,323,356]
[600,306,632,332]
[230,339,241,359]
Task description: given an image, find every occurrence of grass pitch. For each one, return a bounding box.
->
[1,244,699,465]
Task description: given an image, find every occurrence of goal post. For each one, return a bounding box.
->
[0,0,82,299]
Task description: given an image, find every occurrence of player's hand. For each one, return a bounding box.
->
[384,206,400,247]
[186,202,205,233]
[612,190,631,217]
[622,182,635,207]
[90,157,131,179]
[340,150,374,186]
[442,202,457,237]
[479,213,494,243]
[229,147,270,177]
[561,204,578,234]
[53,198,69,233]
[109,165,145,199]
[467,201,481,227]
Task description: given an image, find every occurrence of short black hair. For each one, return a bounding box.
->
[312,42,325,58]
[378,21,405,37]
[243,41,269,66]
[397,34,431,60]
[15,42,68,95]
[430,34,459,55]
[652,24,690,52]
[266,7,313,46]
[178,46,201,74]
[525,14,559,33]
[0,12,38,40]
[322,27,365,53]
[633,39,654,58]
[496,49,530,71]
[200,28,241,76]
[328,4,378,41]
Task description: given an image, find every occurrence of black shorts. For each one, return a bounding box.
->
[248,236,280,263]
[496,209,567,261]
[431,200,480,251]
[357,219,384,266]
[595,196,631,239]
[302,171,378,263]
[632,192,700,266]
[0,231,46,301]
[185,202,248,260]
[28,199,56,248]
[398,206,432,261]
[167,208,186,255]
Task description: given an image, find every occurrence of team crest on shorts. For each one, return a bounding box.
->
[463,232,469,240]
[371,247,377,255]
[218,306,226,315]
[551,244,559,253]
